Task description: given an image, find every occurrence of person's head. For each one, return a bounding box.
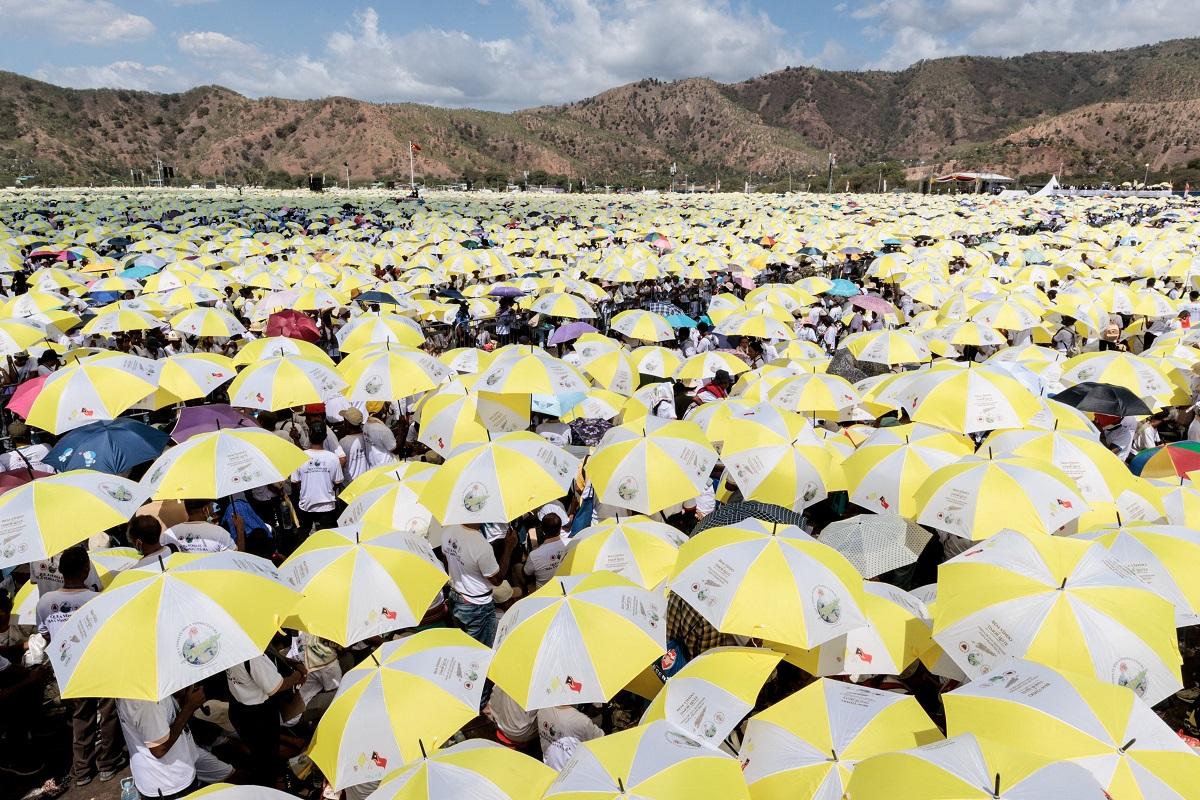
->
[37,350,59,369]
[538,514,562,541]
[697,322,711,335]
[12,351,28,369]
[57,545,90,584]
[184,499,213,521]
[712,369,732,389]
[1060,315,1076,328]
[308,419,327,447]
[6,421,29,446]
[340,407,364,430]
[1190,290,1198,302]
[127,515,164,555]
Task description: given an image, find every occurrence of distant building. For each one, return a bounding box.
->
[934,171,1015,193]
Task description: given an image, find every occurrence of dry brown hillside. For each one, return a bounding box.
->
[3,37,1200,186]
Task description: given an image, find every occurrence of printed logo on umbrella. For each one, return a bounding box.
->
[178,622,221,666]
[813,585,842,624]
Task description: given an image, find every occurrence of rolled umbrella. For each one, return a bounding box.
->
[1050,381,1152,416]
[171,404,259,442]
[46,418,169,474]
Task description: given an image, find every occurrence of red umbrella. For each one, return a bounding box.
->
[266,310,320,342]
[6,375,47,419]
[0,468,53,494]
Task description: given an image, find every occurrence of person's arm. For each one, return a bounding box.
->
[231,511,245,552]
[487,529,518,587]
[148,686,205,759]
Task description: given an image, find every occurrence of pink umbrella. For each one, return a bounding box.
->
[850,294,896,315]
[6,375,47,419]
[266,310,320,343]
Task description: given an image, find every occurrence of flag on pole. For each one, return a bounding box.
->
[410,142,422,152]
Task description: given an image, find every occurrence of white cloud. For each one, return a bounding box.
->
[170,1,817,109]
[36,60,191,92]
[177,31,263,62]
[851,0,1200,68]
[0,0,154,44]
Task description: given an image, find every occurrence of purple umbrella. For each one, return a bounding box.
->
[488,286,525,298]
[172,404,260,442]
[548,321,597,345]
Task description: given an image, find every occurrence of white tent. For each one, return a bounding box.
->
[1033,175,1061,196]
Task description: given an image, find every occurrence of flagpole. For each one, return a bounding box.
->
[408,142,416,191]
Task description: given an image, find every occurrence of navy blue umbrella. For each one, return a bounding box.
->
[46,418,169,474]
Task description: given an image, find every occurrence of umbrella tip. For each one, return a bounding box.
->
[560,580,567,596]
[993,772,1001,798]
[1118,737,1136,754]
[1058,576,1067,590]
[419,739,427,758]
[617,778,625,794]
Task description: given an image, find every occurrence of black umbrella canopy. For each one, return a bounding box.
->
[1050,381,1152,417]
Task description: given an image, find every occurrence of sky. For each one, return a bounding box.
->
[3,0,1200,111]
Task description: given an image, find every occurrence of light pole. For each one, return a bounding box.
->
[1143,163,1151,186]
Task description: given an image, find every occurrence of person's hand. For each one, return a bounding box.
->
[181,684,206,711]
[504,528,519,551]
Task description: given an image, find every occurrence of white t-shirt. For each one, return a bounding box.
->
[226,655,283,706]
[29,555,102,594]
[165,521,235,553]
[442,525,500,605]
[486,687,538,743]
[523,538,566,590]
[536,706,604,756]
[35,587,98,641]
[339,433,373,482]
[117,697,232,797]
[291,449,344,512]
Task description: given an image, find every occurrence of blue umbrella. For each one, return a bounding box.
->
[356,290,400,306]
[828,279,860,297]
[666,314,698,328]
[46,418,169,474]
[118,265,158,280]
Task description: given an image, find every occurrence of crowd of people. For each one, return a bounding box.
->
[0,188,1198,800]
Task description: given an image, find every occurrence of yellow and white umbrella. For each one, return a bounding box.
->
[305,632,500,788]
[338,346,451,401]
[843,330,932,365]
[490,571,667,709]
[418,431,580,524]
[0,319,47,355]
[901,366,1040,433]
[842,431,971,518]
[914,455,1086,540]
[579,349,639,396]
[475,346,591,394]
[981,428,1137,506]
[543,720,750,800]
[718,403,831,510]
[630,345,683,378]
[668,519,867,649]
[0,471,145,570]
[945,657,1200,799]
[340,460,438,504]
[336,313,425,351]
[233,336,334,366]
[169,307,247,338]
[364,739,554,800]
[142,428,307,499]
[847,733,1105,800]
[51,550,299,700]
[81,307,161,336]
[337,481,436,537]
[531,292,597,319]
[156,353,238,401]
[738,678,941,800]
[611,309,675,342]
[587,418,718,515]
[768,373,863,415]
[227,356,348,410]
[675,351,750,381]
[934,529,1182,705]
[1060,351,1173,403]
[279,526,447,645]
[1076,523,1200,627]
[559,516,688,588]
[25,358,159,433]
[640,647,782,747]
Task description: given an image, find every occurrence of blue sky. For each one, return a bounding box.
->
[3,0,1199,110]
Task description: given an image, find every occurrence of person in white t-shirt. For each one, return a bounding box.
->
[225,654,306,787]
[442,523,517,646]
[164,499,238,553]
[127,515,179,570]
[116,686,233,799]
[523,514,566,591]
[290,421,344,534]
[35,546,124,787]
[536,705,604,758]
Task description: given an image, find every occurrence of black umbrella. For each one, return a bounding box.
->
[692,501,806,535]
[1049,381,1152,416]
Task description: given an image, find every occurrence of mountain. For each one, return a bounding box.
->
[4,38,1200,188]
